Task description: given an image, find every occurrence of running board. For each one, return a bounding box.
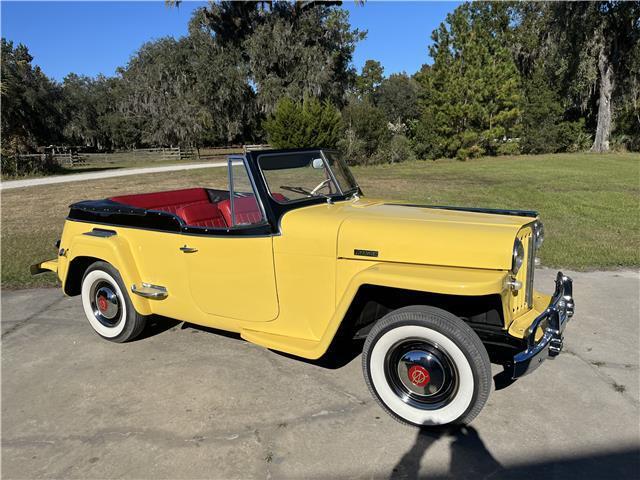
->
[131,283,168,300]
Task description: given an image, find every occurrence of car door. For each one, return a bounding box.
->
[180,157,279,322]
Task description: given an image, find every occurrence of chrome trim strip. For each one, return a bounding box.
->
[83,228,117,238]
[525,232,535,307]
[131,283,168,300]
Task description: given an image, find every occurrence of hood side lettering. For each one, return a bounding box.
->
[354,249,379,258]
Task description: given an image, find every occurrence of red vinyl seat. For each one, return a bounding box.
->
[176,202,228,228]
[218,196,263,226]
[110,188,209,215]
[271,192,288,202]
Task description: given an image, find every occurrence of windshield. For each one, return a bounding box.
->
[258,150,358,204]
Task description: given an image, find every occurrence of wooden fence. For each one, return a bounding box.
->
[78,147,196,164]
[3,145,262,177]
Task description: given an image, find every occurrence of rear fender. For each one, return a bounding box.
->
[65,233,152,315]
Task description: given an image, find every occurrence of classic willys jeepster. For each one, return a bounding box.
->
[33,148,575,427]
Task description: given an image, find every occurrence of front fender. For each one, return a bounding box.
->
[243,262,508,360]
[342,262,508,298]
[64,232,152,315]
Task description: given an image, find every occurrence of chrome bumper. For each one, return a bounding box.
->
[509,272,575,379]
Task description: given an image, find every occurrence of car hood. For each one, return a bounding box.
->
[335,199,536,270]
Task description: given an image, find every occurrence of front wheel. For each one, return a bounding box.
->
[362,306,491,427]
[80,261,147,342]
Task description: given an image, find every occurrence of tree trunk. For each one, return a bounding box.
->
[591,47,614,152]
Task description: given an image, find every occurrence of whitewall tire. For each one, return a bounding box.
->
[80,261,147,342]
[362,306,491,427]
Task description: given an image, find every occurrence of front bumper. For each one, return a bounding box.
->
[509,272,575,379]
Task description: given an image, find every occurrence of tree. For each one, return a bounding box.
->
[1,39,65,153]
[264,97,342,148]
[198,1,365,114]
[414,3,522,159]
[115,30,259,148]
[61,74,102,148]
[547,2,640,152]
[376,73,419,125]
[116,38,201,147]
[355,59,384,100]
[613,33,640,150]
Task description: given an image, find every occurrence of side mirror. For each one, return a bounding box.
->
[311,158,324,169]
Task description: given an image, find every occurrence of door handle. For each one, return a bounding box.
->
[180,245,198,253]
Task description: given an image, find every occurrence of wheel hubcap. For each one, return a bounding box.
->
[385,339,458,410]
[90,281,121,327]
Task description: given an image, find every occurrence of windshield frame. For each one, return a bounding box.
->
[256,149,359,206]
[321,149,359,196]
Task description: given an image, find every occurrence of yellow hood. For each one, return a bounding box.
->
[334,199,535,270]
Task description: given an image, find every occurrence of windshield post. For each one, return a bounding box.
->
[319,150,344,196]
[227,156,236,226]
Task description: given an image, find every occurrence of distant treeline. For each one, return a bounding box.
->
[1,1,638,165]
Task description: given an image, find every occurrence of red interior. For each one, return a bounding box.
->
[218,197,262,225]
[110,188,210,216]
[108,188,285,228]
[176,202,227,228]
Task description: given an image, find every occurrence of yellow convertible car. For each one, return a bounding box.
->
[33,148,574,427]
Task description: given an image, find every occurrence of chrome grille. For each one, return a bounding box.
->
[525,229,535,307]
[510,228,534,316]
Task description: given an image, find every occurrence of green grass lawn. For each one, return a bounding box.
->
[2,152,638,289]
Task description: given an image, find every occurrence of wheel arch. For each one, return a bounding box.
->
[62,233,152,315]
[338,284,504,340]
[318,262,509,359]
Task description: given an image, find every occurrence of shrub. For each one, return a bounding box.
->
[1,153,61,178]
[557,119,591,152]
[496,140,521,156]
[340,99,391,165]
[372,134,417,164]
[263,97,342,149]
[456,145,485,161]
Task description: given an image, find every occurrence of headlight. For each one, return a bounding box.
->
[512,238,525,274]
[534,222,545,249]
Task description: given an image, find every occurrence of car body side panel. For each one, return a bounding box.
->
[58,220,277,332]
[241,261,510,359]
[180,235,280,322]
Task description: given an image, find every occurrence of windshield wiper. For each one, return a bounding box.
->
[280,185,334,203]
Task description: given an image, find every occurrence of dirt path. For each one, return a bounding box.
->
[0,161,226,191]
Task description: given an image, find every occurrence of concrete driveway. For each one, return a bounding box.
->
[2,269,639,479]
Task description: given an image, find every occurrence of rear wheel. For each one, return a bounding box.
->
[362,306,491,427]
[80,261,147,342]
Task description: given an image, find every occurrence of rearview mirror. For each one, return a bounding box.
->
[311,158,324,169]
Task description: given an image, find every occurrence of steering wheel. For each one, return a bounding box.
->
[311,178,331,195]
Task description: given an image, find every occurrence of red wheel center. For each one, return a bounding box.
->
[408,365,430,387]
[97,295,108,313]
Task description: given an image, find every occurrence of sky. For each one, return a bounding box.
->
[1,1,460,82]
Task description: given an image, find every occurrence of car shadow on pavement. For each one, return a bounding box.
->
[270,337,366,370]
[135,315,182,341]
[390,426,640,479]
[180,321,246,341]
[390,425,502,479]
